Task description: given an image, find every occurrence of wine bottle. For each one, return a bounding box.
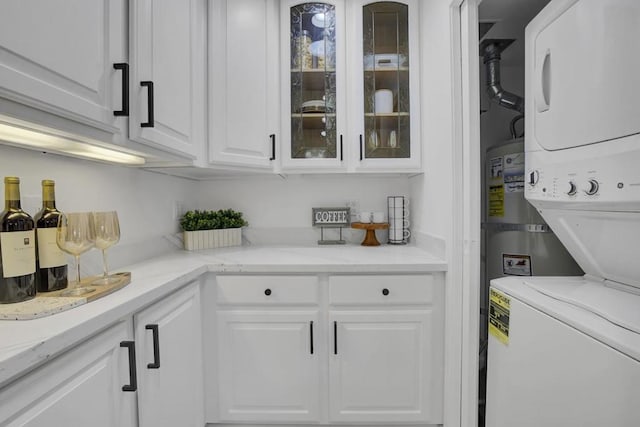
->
[34,180,68,292]
[0,177,36,303]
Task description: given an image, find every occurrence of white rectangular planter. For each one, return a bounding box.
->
[183,228,242,251]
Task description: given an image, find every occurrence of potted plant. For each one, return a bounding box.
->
[180,209,248,251]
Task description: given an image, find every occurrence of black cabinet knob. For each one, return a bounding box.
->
[382,288,390,296]
[264,288,272,296]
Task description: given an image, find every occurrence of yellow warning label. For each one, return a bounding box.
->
[489,288,510,345]
[488,185,504,217]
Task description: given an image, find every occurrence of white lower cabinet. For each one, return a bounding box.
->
[209,274,444,425]
[217,311,320,422]
[0,281,203,427]
[329,310,433,423]
[0,319,137,427]
[134,281,204,427]
[327,274,443,424]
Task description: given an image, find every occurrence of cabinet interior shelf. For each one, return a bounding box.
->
[291,68,336,73]
[365,112,410,117]
[364,67,409,72]
[292,113,336,130]
[293,113,336,118]
[292,69,336,90]
[369,146,404,151]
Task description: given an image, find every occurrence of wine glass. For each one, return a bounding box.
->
[56,212,96,292]
[91,211,121,285]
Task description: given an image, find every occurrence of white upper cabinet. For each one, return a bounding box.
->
[347,0,421,172]
[0,0,206,164]
[208,0,280,169]
[129,0,205,159]
[280,0,421,173]
[0,0,420,174]
[281,0,347,171]
[0,0,126,136]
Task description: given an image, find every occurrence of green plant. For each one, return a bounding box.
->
[180,209,248,232]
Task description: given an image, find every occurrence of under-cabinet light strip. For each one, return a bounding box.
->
[0,122,146,165]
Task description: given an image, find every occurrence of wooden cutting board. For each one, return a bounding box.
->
[0,272,131,320]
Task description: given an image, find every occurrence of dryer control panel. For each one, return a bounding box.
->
[525,143,640,211]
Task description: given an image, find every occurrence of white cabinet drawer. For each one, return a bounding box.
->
[329,275,434,305]
[216,276,319,306]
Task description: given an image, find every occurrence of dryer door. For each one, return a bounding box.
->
[527,0,640,151]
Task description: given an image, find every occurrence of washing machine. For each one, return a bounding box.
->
[486,276,640,426]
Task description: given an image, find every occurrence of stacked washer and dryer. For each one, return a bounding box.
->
[485,0,640,426]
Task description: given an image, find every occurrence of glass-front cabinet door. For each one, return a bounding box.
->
[281,0,419,172]
[348,0,421,171]
[281,1,346,170]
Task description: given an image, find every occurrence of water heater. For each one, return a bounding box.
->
[483,138,582,310]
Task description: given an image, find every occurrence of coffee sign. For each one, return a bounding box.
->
[312,207,350,227]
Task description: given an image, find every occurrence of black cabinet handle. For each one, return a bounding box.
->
[264,288,272,296]
[359,134,363,161]
[333,321,338,355]
[113,63,129,117]
[269,134,276,160]
[140,81,154,127]
[340,135,343,161]
[120,341,137,392]
[310,321,314,355]
[146,324,160,369]
[382,288,390,296]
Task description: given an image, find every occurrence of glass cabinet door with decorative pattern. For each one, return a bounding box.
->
[349,0,421,171]
[281,1,346,170]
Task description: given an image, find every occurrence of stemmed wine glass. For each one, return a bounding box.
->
[56,212,96,293]
[91,211,121,285]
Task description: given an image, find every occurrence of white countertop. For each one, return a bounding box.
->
[0,244,446,388]
[193,244,447,273]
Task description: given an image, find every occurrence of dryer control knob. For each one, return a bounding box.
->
[567,181,577,196]
[584,179,599,196]
[528,170,540,186]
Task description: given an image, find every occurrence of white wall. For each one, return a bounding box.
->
[193,174,411,244]
[0,144,197,272]
[411,0,455,250]
[0,141,412,258]
[412,2,461,427]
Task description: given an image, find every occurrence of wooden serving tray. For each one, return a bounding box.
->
[0,272,131,320]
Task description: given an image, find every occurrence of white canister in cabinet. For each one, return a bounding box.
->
[374,89,393,113]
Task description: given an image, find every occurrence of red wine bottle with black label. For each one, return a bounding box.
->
[34,180,68,292]
[0,177,36,303]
